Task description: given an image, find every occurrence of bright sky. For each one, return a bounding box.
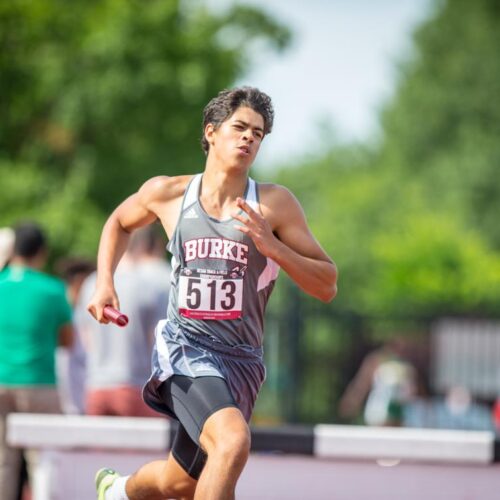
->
[223,0,433,167]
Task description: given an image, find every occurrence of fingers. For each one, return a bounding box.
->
[233,197,261,228]
[87,303,110,324]
[87,293,120,324]
[233,211,255,235]
[234,224,250,235]
[232,212,249,225]
[233,198,268,238]
[236,197,259,220]
[86,302,97,320]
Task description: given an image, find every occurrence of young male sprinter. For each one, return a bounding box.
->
[89,87,337,500]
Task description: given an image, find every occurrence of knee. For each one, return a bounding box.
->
[210,426,251,464]
[200,408,251,467]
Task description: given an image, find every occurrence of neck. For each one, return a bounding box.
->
[199,162,250,220]
[202,163,249,205]
[10,255,44,270]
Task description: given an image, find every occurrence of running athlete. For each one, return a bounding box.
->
[88,87,337,500]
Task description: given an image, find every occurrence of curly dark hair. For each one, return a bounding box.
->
[201,87,274,154]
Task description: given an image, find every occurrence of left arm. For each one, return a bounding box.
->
[233,185,337,302]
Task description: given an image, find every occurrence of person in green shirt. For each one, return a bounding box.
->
[0,222,73,500]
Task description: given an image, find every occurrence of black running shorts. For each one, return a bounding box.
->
[158,375,237,479]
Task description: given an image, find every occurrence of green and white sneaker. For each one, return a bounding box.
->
[95,468,121,500]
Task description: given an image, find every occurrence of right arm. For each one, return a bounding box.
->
[87,176,184,323]
[338,352,380,419]
[58,323,74,348]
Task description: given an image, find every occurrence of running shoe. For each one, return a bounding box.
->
[95,468,120,500]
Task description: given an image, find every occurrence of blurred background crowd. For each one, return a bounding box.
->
[0,222,171,499]
[2,0,500,497]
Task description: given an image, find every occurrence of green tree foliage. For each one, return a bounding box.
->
[276,147,500,319]
[0,0,290,261]
[381,0,500,246]
[1,0,291,212]
[269,0,500,423]
[0,160,104,260]
[273,0,500,321]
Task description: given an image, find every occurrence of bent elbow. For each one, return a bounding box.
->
[319,284,337,303]
[321,265,338,302]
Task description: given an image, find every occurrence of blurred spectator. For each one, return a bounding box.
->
[77,225,170,417]
[339,337,418,426]
[405,386,493,431]
[55,257,96,415]
[0,227,15,270]
[492,397,500,432]
[56,258,97,306]
[0,222,73,500]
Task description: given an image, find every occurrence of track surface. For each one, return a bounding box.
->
[45,451,500,499]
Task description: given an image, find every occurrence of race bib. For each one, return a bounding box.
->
[178,268,244,320]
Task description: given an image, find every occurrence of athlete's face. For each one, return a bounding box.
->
[205,106,265,168]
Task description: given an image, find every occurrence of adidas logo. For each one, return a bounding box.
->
[184,207,198,219]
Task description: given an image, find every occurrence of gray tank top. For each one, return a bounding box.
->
[166,174,279,348]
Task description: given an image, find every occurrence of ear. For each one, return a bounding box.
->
[204,123,216,148]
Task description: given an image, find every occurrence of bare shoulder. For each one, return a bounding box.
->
[259,182,300,203]
[258,183,303,228]
[138,175,194,205]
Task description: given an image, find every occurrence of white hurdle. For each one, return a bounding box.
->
[7,414,170,500]
[314,424,495,464]
[6,413,499,499]
[8,413,171,451]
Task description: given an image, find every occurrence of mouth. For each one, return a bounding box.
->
[237,145,250,155]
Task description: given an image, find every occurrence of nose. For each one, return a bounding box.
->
[242,130,254,143]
